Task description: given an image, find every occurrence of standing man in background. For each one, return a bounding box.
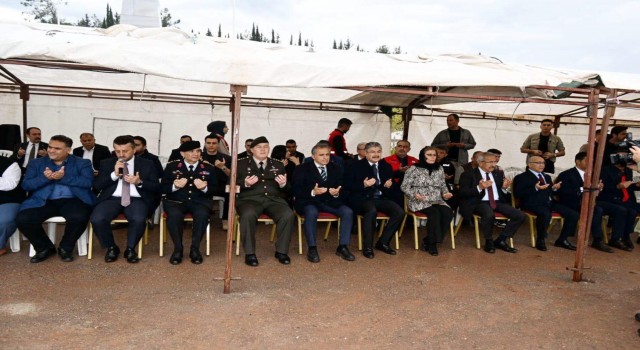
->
[72,133,111,175]
[520,119,565,173]
[431,114,476,165]
[11,127,48,170]
[328,118,353,160]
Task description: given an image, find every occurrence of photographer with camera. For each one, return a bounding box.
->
[599,146,640,251]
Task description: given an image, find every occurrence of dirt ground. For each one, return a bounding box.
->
[1,220,639,349]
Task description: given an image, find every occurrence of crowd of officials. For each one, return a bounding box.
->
[1,115,640,267]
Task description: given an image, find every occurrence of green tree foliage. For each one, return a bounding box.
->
[332,39,337,49]
[21,0,66,24]
[161,8,180,27]
[298,32,302,46]
[217,24,222,37]
[206,28,212,36]
[375,45,390,54]
[393,46,402,54]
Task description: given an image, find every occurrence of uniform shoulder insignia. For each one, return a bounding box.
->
[272,158,283,163]
[202,160,212,165]
[167,159,180,164]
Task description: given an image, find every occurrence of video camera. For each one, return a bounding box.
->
[610,132,640,165]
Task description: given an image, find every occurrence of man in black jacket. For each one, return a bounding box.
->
[90,135,161,263]
[344,142,404,259]
[293,142,354,263]
[162,141,217,265]
[201,134,231,229]
[72,133,111,174]
[459,152,525,253]
[10,127,48,170]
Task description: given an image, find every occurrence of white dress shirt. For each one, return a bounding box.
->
[479,170,500,201]
[22,142,39,167]
[109,156,142,198]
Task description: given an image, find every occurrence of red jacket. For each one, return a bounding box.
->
[384,154,419,183]
[328,129,348,158]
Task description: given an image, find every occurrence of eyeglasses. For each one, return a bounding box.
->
[529,161,545,165]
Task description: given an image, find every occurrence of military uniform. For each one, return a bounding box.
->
[235,156,294,255]
[162,159,217,252]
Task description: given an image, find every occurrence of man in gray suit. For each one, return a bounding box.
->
[235,136,294,267]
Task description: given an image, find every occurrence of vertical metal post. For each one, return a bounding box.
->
[223,84,247,294]
[402,107,412,141]
[20,85,29,141]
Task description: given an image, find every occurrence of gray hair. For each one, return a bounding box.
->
[365,142,382,151]
[476,152,497,163]
[311,142,331,155]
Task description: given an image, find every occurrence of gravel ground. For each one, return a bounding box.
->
[1,221,639,349]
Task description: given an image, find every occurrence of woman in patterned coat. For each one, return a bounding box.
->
[401,146,454,256]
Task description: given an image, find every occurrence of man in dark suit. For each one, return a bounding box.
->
[293,142,355,263]
[15,135,95,263]
[459,152,525,253]
[72,133,111,174]
[344,141,404,259]
[162,141,217,265]
[133,135,164,228]
[168,135,192,162]
[237,138,253,159]
[598,149,640,251]
[90,135,161,263]
[10,127,48,170]
[201,134,232,229]
[555,152,616,253]
[513,156,579,251]
[235,136,294,267]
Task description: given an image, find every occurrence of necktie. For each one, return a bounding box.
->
[486,172,496,210]
[621,174,630,203]
[258,161,264,173]
[121,162,131,207]
[319,167,327,181]
[372,163,381,198]
[537,173,545,185]
[189,165,194,173]
[28,143,36,160]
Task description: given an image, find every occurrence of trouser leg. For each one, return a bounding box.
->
[57,198,92,252]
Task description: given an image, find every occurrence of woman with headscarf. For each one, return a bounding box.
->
[206,121,230,155]
[401,146,453,256]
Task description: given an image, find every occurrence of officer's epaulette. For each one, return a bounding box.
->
[271,158,284,163]
[237,156,249,161]
[167,159,181,164]
[202,160,213,166]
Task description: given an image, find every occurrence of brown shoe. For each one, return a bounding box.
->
[0,247,7,256]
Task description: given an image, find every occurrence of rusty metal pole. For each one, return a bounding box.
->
[402,107,412,141]
[20,85,29,141]
[223,84,247,294]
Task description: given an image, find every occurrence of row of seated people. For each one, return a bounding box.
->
[1,133,639,267]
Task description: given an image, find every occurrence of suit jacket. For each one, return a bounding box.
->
[234,157,290,204]
[555,167,584,212]
[20,155,96,210]
[292,161,345,211]
[168,148,182,162]
[343,158,394,206]
[458,167,509,220]
[201,152,231,195]
[94,156,161,212]
[136,150,164,177]
[72,144,111,169]
[162,160,217,209]
[598,164,640,204]
[11,141,49,168]
[513,170,553,209]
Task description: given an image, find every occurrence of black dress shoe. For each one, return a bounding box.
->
[307,246,320,263]
[245,254,259,267]
[30,247,57,263]
[484,240,495,254]
[275,252,291,265]
[336,245,355,261]
[494,240,518,253]
[189,247,203,264]
[104,245,120,263]
[374,241,397,255]
[608,239,633,252]
[363,248,374,259]
[57,247,74,262]
[535,240,548,251]
[622,239,635,251]
[124,247,140,263]
[554,239,576,251]
[591,241,614,253]
[169,250,183,265]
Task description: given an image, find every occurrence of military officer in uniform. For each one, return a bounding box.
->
[235,136,294,267]
[162,141,217,265]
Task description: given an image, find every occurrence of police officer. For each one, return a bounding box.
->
[235,136,294,267]
[162,141,217,265]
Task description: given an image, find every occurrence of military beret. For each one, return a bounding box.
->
[250,136,269,148]
[178,140,201,152]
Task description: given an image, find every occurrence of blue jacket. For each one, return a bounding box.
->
[20,155,96,210]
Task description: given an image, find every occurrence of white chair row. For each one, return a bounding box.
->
[8,216,88,256]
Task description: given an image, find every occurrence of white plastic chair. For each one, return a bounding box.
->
[8,229,22,252]
[27,216,88,257]
[212,196,225,219]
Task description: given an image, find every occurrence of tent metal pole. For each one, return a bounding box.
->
[224,84,247,294]
[20,85,29,141]
[402,107,412,140]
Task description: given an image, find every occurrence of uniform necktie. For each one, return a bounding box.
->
[189,165,194,173]
[486,172,496,210]
[319,166,327,181]
[121,162,131,207]
[621,174,630,203]
[258,161,264,173]
[538,173,545,185]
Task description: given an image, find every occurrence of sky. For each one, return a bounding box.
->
[1,0,638,74]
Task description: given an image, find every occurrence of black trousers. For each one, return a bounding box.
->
[90,197,148,249]
[597,201,629,241]
[164,201,211,251]
[473,201,525,240]
[418,204,453,244]
[15,198,92,253]
[353,198,404,249]
[521,203,579,242]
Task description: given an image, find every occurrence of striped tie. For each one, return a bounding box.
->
[319,167,327,181]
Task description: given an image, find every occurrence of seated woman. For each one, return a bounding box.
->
[401,146,453,256]
[0,155,25,256]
